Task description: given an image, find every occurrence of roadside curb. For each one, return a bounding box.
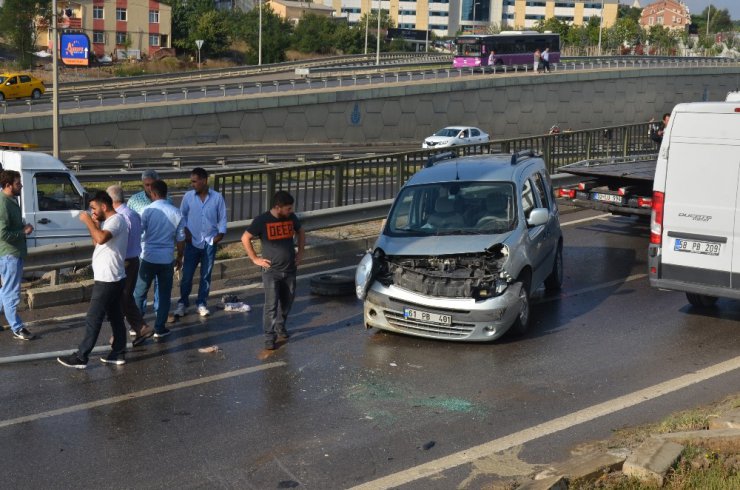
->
[23,236,371,311]
[521,426,740,489]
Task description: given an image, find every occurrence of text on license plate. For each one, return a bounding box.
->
[403,307,451,325]
[674,239,721,256]
[591,192,623,204]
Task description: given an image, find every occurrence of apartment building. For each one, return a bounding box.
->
[639,0,690,31]
[36,0,172,60]
[324,0,618,37]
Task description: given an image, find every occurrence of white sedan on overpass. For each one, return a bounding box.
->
[422,126,490,149]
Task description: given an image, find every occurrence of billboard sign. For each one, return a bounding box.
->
[61,33,90,66]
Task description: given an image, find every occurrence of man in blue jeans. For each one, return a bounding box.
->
[174,167,227,318]
[133,180,185,339]
[241,191,305,350]
[0,170,35,341]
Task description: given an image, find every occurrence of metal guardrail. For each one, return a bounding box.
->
[212,122,656,222]
[4,57,737,114]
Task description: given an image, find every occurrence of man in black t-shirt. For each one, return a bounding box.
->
[242,191,305,350]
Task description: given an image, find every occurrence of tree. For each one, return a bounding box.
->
[535,17,570,38]
[292,13,337,54]
[606,16,643,50]
[0,0,50,68]
[618,5,642,23]
[333,23,366,54]
[356,10,395,32]
[232,4,292,65]
[702,6,733,33]
[170,0,215,51]
[189,10,232,58]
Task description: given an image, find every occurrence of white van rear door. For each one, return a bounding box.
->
[660,113,740,288]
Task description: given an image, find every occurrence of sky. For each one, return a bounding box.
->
[627,1,740,20]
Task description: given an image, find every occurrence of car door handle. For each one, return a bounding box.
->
[37,218,51,224]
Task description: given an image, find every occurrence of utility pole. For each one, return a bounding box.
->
[375,0,381,65]
[597,1,605,56]
[258,0,263,65]
[52,0,60,158]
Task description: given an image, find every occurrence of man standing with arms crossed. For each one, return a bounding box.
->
[133,180,185,339]
[241,191,305,351]
[0,170,35,341]
[58,192,128,368]
[174,167,227,318]
[107,185,153,346]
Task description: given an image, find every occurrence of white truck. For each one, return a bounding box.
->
[0,149,89,248]
[648,98,740,307]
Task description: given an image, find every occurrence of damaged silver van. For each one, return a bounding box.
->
[355,151,563,341]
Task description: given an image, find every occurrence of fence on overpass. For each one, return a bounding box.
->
[213,121,655,222]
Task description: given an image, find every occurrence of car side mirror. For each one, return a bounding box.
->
[527,208,549,227]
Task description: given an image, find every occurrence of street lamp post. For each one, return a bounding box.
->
[375,0,381,65]
[706,5,712,37]
[364,12,369,55]
[52,0,60,158]
[597,1,605,56]
[258,0,262,65]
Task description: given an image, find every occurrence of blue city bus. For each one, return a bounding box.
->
[453,32,560,68]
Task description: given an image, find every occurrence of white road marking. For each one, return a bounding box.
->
[536,274,648,304]
[561,213,612,227]
[0,362,286,430]
[0,343,133,365]
[351,355,740,489]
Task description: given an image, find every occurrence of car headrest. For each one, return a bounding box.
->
[435,196,455,214]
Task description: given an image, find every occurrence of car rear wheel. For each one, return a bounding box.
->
[31,89,42,99]
[686,293,718,308]
[509,278,531,337]
[544,243,563,292]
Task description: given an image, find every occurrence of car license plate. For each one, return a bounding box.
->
[403,307,451,325]
[674,238,721,256]
[591,192,623,204]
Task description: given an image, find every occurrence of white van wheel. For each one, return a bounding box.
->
[686,293,718,308]
[508,280,530,337]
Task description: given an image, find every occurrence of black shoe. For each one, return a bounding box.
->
[100,353,126,365]
[132,325,154,347]
[58,354,87,369]
[277,331,290,341]
[12,328,35,341]
[264,342,276,351]
[153,328,171,339]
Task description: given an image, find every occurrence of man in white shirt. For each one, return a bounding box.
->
[58,192,129,369]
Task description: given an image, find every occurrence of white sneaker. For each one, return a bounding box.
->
[197,305,210,317]
[129,329,136,337]
[174,303,186,317]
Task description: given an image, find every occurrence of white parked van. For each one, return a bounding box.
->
[648,101,740,306]
[0,150,89,248]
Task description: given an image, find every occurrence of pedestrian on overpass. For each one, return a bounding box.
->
[0,170,35,341]
[241,191,305,351]
[58,192,128,368]
[107,185,153,346]
[133,180,185,339]
[174,167,227,318]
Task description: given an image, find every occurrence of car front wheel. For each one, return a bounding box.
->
[31,89,42,99]
[509,279,530,337]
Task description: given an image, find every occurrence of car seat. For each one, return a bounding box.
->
[428,196,464,229]
[476,192,511,229]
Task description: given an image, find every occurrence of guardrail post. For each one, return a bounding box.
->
[201,86,208,97]
[322,78,327,88]
[172,158,181,168]
[74,95,81,108]
[352,75,357,86]
[333,165,344,207]
[119,92,126,105]
[306,79,312,89]
[182,88,188,99]
[256,82,262,93]
[395,72,400,83]
[239,84,245,95]
[622,127,631,157]
[395,156,405,193]
[290,80,296,90]
[141,91,147,102]
[26,100,32,112]
[97,93,104,105]
[366,74,372,85]
[542,136,552,171]
[220,84,226,96]
[265,172,277,211]
[161,89,168,102]
[585,132,593,160]
[1,101,6,114]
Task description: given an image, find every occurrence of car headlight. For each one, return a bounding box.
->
[355,252,374,300]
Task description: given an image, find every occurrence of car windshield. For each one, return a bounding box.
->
[386,182,517,236]
[433,128,462,137]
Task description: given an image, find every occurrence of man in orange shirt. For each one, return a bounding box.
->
[241,191,305,351]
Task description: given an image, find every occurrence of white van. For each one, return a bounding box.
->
[0,150,89,248]
[648,101,740,306]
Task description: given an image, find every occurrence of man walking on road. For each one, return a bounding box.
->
[0,170,35,341]
[133,180,185,339]
[107,185,153,346]
[241,191,305,350]
[174,168,226,318]
[58,192,129,368]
